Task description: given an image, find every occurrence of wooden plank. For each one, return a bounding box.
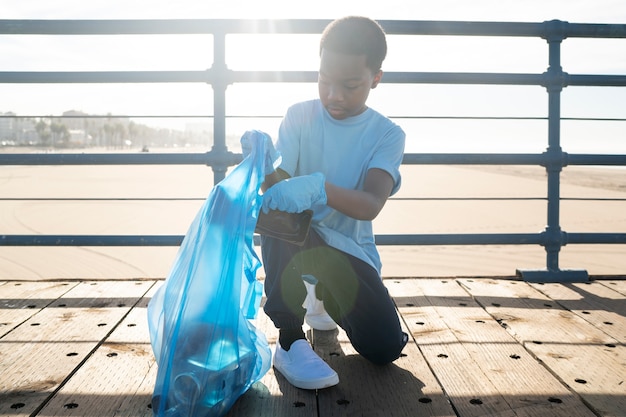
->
[313,316,455,417]
[460,278,626,417]
[103,289,161,417]
[0,280,153,417]
[389,279,511,417]
[312,279,456,417]
[314,325,456,417]
[599,279,626,297]
[37,281,159,417]
[227,301,318,417]
[0,281,77,337]
[390,278,595,417]
[530,281,626,343]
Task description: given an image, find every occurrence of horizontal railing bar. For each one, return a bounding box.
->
[1,153,624,167]
[404,153,626,166]
[0,153,544,166]
[381,196,533,202]
[0,197,207,201]
[391,116,626,121]
[561,22,626,38]
[566,233,626,244]
[0,233,551,246]
[402,153,544,165]
[0,114,215,119]
[567,154,626,166]
[2,233,623,246]
[0,70,544,85]
[0,152,240,166]
[4,196,626,202]
[375,234,543,245]
[0,19,328,35]
[559,198,626,202]
[390,197,626,202]
[0,70,213,84]
[0,235,184,246]
[3,114,626,123]
[0,233,626,246]
[385,20,626,38]
[229,70,318,83]
[0,70,538,84]
[566,74,626,87]
[1,19,625,38]
[2,71,626,87]
[384,72,543,85]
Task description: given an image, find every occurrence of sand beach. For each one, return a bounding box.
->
[0,162,624,280]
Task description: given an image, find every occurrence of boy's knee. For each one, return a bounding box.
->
[355,331,409,366]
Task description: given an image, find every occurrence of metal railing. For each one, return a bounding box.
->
[1,19,625,282]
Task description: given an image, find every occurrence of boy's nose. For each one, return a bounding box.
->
[327,85,343,101]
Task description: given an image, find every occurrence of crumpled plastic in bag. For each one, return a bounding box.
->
[147,130,272,417]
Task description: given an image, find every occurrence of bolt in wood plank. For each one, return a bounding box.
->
[460,278,626,417]
[389,278,597,417]
[0,280,153,416]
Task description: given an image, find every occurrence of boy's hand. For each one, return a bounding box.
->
[240,130,281,175]
[262,173,326,213]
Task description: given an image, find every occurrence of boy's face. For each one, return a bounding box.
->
[318,48,382,120]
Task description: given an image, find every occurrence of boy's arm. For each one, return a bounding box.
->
[325,168,394,221]
[260,168,394,221]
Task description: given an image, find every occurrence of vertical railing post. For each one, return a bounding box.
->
[544,30,565,272]
[210,29,230,184]
[517,20,588,283]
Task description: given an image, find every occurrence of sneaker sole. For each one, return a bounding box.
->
[274,365,339,390]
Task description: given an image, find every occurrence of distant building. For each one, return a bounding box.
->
[62,110,91,130]
[0,112,38,145]
[0,112,16,141]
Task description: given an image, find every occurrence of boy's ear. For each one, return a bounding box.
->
[371,70,383,89]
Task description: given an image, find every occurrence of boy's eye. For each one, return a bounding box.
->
[344,85,359,90]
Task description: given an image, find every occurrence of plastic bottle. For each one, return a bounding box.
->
[167,328,256,416]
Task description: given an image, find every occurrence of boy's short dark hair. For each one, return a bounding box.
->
[319,16,387,73]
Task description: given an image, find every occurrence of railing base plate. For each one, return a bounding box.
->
[516,268,589,283]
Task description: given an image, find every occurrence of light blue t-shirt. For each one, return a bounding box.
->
[276,99,406,274]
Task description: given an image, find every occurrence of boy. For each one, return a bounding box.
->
[248,16,408,390]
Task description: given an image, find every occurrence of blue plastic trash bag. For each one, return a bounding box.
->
[148,130,272,417]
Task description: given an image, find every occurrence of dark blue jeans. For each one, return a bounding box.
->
[261,230,407,365]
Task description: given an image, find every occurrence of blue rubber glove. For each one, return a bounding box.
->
[262,173,327,213]
[240,130,281,175]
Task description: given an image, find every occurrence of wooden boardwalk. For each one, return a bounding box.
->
[1,278,624,417]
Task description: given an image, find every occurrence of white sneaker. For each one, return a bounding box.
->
[303,280,338,331]
[273,340,339,390]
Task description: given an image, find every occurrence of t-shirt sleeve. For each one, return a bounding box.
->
[368,124,406,196]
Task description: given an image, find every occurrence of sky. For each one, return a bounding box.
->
[2,0,625,153]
